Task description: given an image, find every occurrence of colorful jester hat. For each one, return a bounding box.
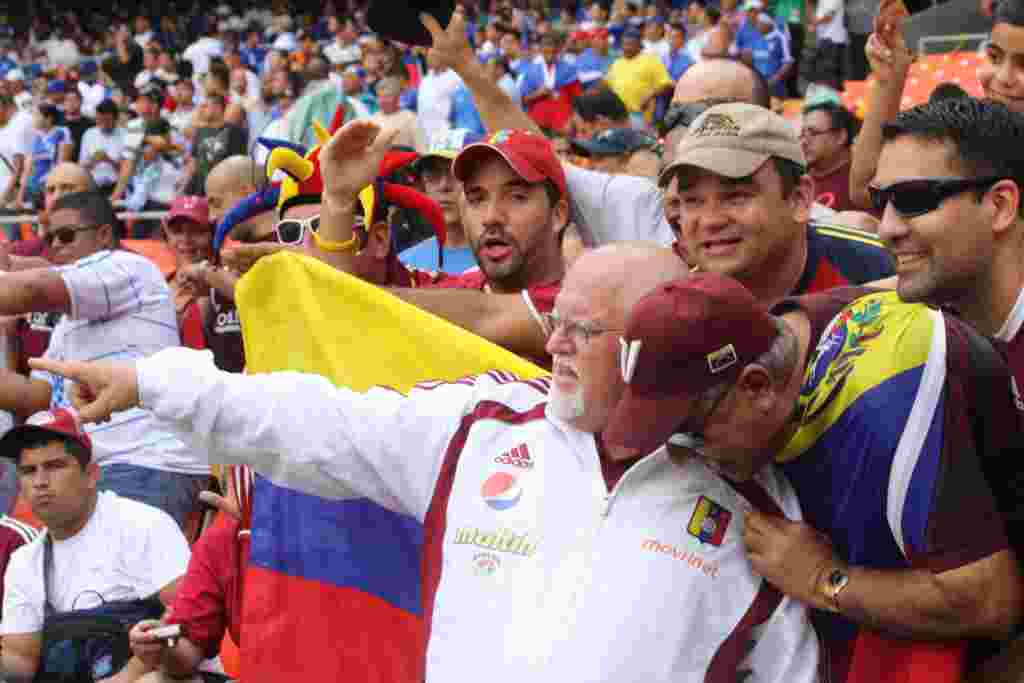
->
[213,107,447,260]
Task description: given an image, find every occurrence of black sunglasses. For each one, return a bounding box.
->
[659,102,712,137]
[868,176,1006,218]
[44,224,101,247]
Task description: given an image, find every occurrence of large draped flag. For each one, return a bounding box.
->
[235,252,546,681]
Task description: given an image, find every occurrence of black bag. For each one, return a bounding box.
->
[33,534,165,683]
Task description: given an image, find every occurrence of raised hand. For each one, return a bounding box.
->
[27,357,140,423]
[421,11,476,75]
[319,119,400,203]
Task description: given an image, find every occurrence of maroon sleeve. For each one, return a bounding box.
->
[166,515,240,658]
[919,316,1024,573]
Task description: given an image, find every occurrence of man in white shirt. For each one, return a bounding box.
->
[182,27,224,78]
[33,244,822,682]
[0,407,190,683]
[0,94,33,210]
[0,190,209,527]
[79,100,125,195]
[417,52,462,144]
[806,0,848,91]
[369,76,422,151]
[323,17,362,67]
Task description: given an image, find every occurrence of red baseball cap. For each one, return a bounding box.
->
[603,273,779,454]
[0,408,93,461]
[164,196,211,228]
[452,129,568,199]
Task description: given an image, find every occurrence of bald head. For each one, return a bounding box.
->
[206,155,262,227]
[671,59,768,108]
[45,163,96,213]
[566,242,689,318]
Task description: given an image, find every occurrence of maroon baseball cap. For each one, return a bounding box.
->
[603,273,779,454]
[0,408,93,461]
[164,196,211,228]
[452,129,568,199]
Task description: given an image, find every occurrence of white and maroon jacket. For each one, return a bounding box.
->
[139,348,821,682]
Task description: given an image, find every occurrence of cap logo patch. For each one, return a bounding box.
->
[620,338,643,383]
[691,114,741,139]
[707,344,738,374]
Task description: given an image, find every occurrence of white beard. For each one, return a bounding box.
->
[549,381,585,421]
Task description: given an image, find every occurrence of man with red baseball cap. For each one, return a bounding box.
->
[162,196,214,341]
[313,121,569,362]
[604,273,1024,682]
[0,407,190,683]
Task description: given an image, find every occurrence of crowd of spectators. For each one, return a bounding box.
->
[0,0,1022,682]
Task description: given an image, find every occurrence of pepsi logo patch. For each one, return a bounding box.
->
[481,472,522,511]
[472,552,501,577]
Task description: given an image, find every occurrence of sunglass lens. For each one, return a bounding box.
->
[889,182,939,217]
[277,221,302,244]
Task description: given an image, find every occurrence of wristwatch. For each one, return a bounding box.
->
[823,567,850,612]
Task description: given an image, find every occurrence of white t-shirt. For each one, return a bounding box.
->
[565,164,676,247]
[182,37,224,76]
[31,250,209,475]
[815,0,848,44]
[79,126,126,186]
[0,109,34,193]
[2,491,190,634]
[417,69,462,144]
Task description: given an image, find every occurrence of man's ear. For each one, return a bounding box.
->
[97,223,115,250]
[737,364,777,414]
[552,198,570,235]
[86,461,100,488]
[367,220,392,260]
[791,174,815,225]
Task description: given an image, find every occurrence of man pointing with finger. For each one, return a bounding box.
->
[30,244,823,682]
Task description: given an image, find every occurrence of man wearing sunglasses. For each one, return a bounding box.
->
[871,101,1024,679]
[30,243,823,682]
[0,190,209,527]
[604,272,1024,683]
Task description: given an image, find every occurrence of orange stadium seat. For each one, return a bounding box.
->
[842,51,986,116]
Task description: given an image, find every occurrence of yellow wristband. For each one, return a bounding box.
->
[310,230,359,253]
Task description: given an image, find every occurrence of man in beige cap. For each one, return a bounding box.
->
[658,102,893,304]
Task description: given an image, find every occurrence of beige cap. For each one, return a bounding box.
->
[659,102,805,184]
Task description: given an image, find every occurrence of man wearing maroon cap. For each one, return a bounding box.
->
[604,274,1024,682]
[32,243,823,681]
[0,407,190,683]
[313,120,569,361]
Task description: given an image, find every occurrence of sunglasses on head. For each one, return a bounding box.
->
[659,102,712,137]
[274,214,321,245]
[868,176,1006,219]
[44,224,100,247]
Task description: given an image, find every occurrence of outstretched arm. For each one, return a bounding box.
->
[421,12,541,135]
[849,0,914,209]
[389,287,548,359]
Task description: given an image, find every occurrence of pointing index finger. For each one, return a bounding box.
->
[420,12,444,41]
[28,357,81,381]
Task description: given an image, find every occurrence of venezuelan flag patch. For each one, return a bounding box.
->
[687,496,732,546]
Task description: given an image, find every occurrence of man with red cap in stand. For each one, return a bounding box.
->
[0,407,190,683]
[602,273,1024,682]
[161,196,214,349]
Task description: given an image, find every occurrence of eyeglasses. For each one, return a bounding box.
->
[798,127,838,139]
[275,214,321,245]
[43,224,100,247]
[867,176,1005,219]
[540,312,622,347]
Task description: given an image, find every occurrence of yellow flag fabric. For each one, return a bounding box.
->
[236,251,547,387]
[232,251,547,683]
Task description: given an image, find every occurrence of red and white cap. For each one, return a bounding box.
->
[0,408,93,461]
[164,196,211,228]
[452,129,567,199]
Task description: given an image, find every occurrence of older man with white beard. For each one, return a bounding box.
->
[33,242,822,683]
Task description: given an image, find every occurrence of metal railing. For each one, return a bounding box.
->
[0,211,169,226]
